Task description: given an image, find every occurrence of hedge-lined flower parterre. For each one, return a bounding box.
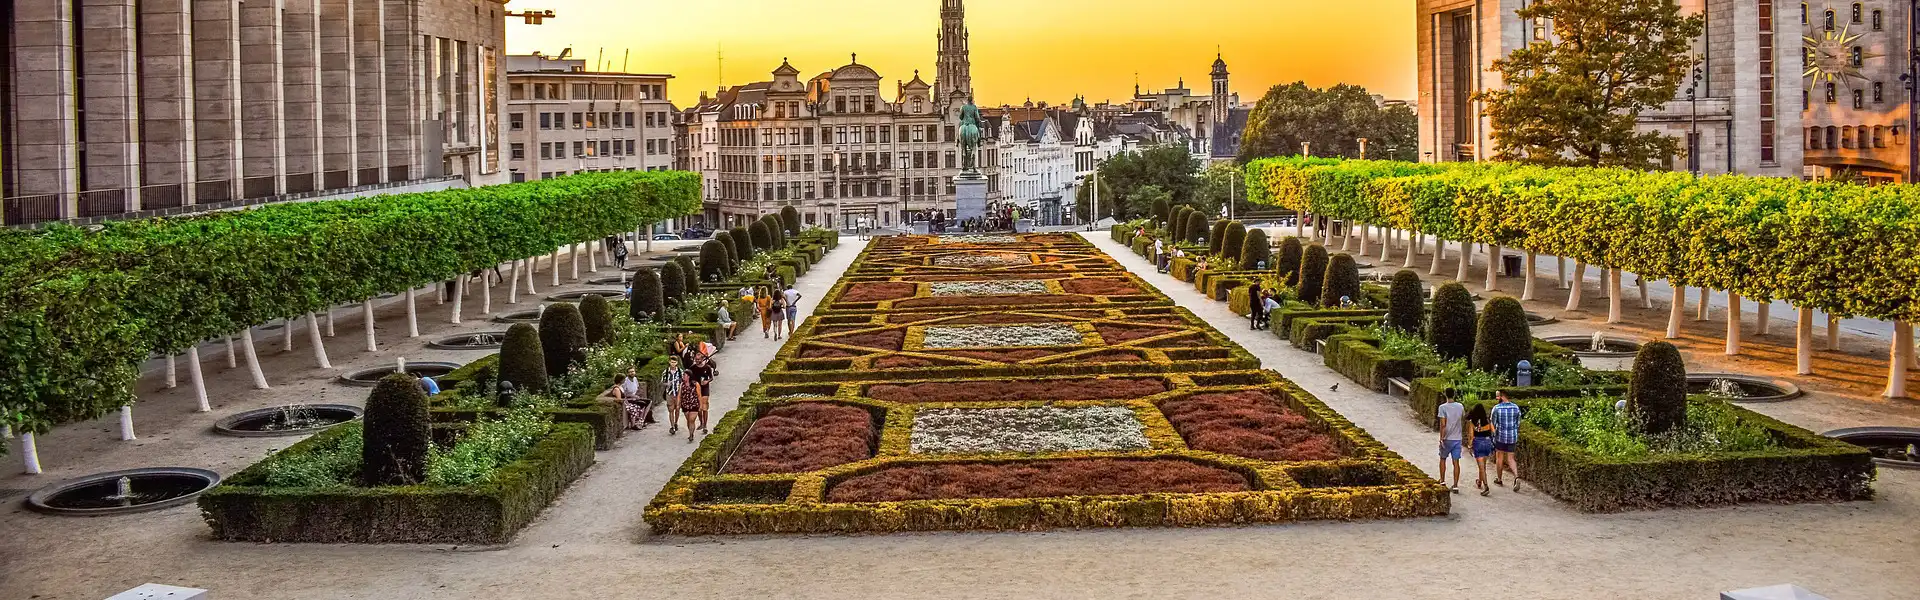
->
[819,272,1170,314]
[761,306,1259,382]
[645,232,1446,535]
[847,233,1129,277]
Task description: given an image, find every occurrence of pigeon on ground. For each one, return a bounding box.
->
[1330,383,1340,392]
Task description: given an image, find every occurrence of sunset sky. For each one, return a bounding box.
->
[505,0,1416,109]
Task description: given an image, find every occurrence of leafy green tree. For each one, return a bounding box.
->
[1428,283,1477,361]
[1126,185,1174,226]
[1237,82,1417,162]
[579,294,614,346]
[1320,253,1361,307]
[1297,244,1330,305]
[1387,269,1425,332]
[362,373,431,486]
[498,323,548,393]
[538,302,588,377]
[1097,144,1201,210]
[1193,161,1248,217]
[1471,297,1534,376]
[1476,0,1704,168]
[1629,341,1689,434]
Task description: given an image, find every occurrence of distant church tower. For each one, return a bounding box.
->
[936,0,974,113]
[1210,52,1231,125]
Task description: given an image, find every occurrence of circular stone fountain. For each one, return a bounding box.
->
[213,404,362,437]
[587,274,634,285]
[428,330,511,350]
[25,467,222,516]
[337,361,462,386]
[545,289,626,302]
[1686,373,1803,402]
[492,308,545,324]
[1822,427,1920,470]
[1526,312,1560,327]
[1543,333,1642,358]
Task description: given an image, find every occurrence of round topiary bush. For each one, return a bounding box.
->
[712,230,739,269]
[539,302,588,377]
[1320,253,1361,308]
[673,255,699,295]
[361,373,431,486]
[1152,197,1172,229]
[1239,228,1271,270]
[1276,236,1304,286]
[698,240,729,283]
[629,268,664,322]
[1185,211,1208,245]
[780,205,802,236]
[728,225,752,260]
[1222,221,1247,264]
[1629,341,1689,434]
[1428,282,1477,361]
[1208,219,1230,256]
[498,322,548,394]
[579,293,614,346]
[659,261,686,307]
[1387,269,1425,333]
[1471,296,1534,376]
[1297,244,1330,306]
[748,220,774,252]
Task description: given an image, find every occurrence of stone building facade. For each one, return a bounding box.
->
[503,53,675,182]
[1,0,509,224]
[1800,1,1912,181]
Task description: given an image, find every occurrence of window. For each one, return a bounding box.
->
[1873,9,1884,30]
[612,141,624,156]
[510,143,525,160]
[1801,3,1807,24]
[533,83,548,100]
[1851,46,1863,67]
[1852,3,1861,23]
[866,126,877,144]
[944,126,955,142]
[864,96,875,112]
[1854,89,1865,109]
[944,151,956,168]
[1824,9,1835,30]
[835,96,846,113]
[763,183,774,201]
[572,112,584,129]
[1827,126,1839,149]
[539,143,552,160]
[1874,81,1884,102]
[762,129,772,146]
[572,83,591,99]
[538,113,551,129]
[1808,128,1822,150]
[599,140,611,156]
[804,154,814,172]
[629,139,637,155]
[913,99,923,113]
[803,128,814,145]
[572,141,584,157]
[926,125,938,141]
[600,112,611,128]
[626,112,636,128]
[1874,125,1886,148]
[880,126,891,143]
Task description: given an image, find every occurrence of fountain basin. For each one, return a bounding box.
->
[25,467,222,516]
[1527,312,1561,327]
[492,308,545,324]
[337,361,462,386]
[213,404,363,437]
[1686,373,1802,403]
[1822,427,1920,470]
[546,289,626,302]
[587,275,633,286]
[672,244,704,253]
[1542,335,1641,357]
[428,331,510,350]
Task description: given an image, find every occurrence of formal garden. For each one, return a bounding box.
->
[1113,188,1880,512]
[644,232,1449,535]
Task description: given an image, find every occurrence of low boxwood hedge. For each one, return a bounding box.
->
[1322,331,1420,393]
[1288,315,1382,350]
[201,422,596,544]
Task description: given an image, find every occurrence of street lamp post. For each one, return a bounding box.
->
[1357,137,1369,160]
[1686,65,1703,175]
[1909,1,1919,183]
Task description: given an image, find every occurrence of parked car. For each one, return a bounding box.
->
[652,234,684,241]
[678,227,714,239]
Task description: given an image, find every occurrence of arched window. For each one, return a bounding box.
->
[1850,46,1863,67]
[1852,3,1862,23]
[1874,126,1886,148]
[1826,82,1838,103]
[1873,9,1883,30]
[1825,9,1835,30]
[1809,127,1822,150]
[1841,127,1853,149]
[1827,126,1840,149]
[1859,127,1872,149]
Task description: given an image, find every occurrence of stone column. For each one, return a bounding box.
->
[382,0,421,181]
[238,0,285,197]
[80,0,143,209]
[319,0,356,187]
[139,0,197,206]
[353,0,387,183]
[192,0,242,201]
[282,0,323,193]
[12,0,81,212]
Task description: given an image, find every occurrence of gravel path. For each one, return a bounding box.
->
[1,235,1914,600]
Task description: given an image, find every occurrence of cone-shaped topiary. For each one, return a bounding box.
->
[1185,211,1208,245]
[1222,221,1247,263]
[629,268,664,322]
[728,225,752,260]
[1320,253,1361,308]
[498,323,548,394]
[361,373,431,486]
[539,302,589,377]
[748,220,774,252]
[1428,282,1477,361]
[1387,269,1425,333]
[1297,244,1330,306]
[712,230,739,269]
[764,214,788,248]
[780,205,802,235]
[659,261,686,307]
[673,255,699,295]
[579,294,614,346]
[698,240,729,283]
[1171,206,1192,240]
[1471,296,1534,376]
[1152,197,1172,229]
[1208,219,1230,256]
[1239,228,1271,270]
[1276,236,1304,286]
[1629,341,1689,434]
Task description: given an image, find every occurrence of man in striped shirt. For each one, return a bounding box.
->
[1490,392,1523,492]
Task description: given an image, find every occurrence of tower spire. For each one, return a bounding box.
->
[935,0,973,111]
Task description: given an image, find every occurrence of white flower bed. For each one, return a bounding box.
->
[928,280,1050,296]
[932,252,1032,267]
[939,234,1019,244]
[910,406,1149,454]
[921,324,1082,348]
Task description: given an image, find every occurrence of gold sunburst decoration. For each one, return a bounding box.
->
[1805,25,1882,88]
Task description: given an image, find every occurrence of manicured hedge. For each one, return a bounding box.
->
[1323,331,1421,393]
[200,422,596,544]
[1246,156,1920,322]
[0,171,700,438]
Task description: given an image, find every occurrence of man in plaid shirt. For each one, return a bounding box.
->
[1490,392,1523,492]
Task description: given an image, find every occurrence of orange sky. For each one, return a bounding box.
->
[505,0,1416,109]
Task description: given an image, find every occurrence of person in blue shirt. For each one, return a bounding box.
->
[418,375,440,396]
[1490,391,1524,492]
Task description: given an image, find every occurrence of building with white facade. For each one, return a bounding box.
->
[2,0,510,225]
[503,52,675,182]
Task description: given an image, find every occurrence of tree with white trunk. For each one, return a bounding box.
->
[240,329,270,389]
[306,313,332,369]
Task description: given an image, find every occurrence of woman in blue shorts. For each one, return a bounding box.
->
[1467,404,1496,496]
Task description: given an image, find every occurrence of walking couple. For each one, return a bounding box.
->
[1436,390,1522,496]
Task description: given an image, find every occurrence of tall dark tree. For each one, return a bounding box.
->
[712,230,740,268]
[728,225,752,260]
[1275,237,1304,286]
[1095,144,1201,210]
[1208,220,1230,256]
[698,240,729,283]
[538,302,588,377]
[1319,253,1361,308]
[748,220,774,252]
[630,268,664,322]
[1237,81,1419,162]
[361,374,431,486]
[1471,297,1534,376]
[1239,229,1271,270]
[779,205,802,235]
[1221,222,1247,264]
[1171,206,1194,240]
[1428,282,1477,361]
[1386,269,1425,333]
[497,323,548,393]
[1184,211,1208,245]
[673,255,699,296]
[659,261,687,307]
[1297,244,1330,305]
[1629,341,1688,434]
[1477,0,1705,168]
[579,293,614,346]
[1152,196,1172,229]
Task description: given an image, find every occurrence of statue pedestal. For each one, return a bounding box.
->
[955,174,988,222]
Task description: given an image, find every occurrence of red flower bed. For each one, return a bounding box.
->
[825,458,1249,502]
[887,311,1100,324]
[866,377,1170,403]
[894,294,1090,308]
[841,282,919,302]
[1060,278,1144,296]
[937,348,1060,362]
[873,355,966,369]
[798,346,859,359]
[814,329,906,350]
[1094,323,1181,343]
[1158,391,1343,462]
[908,273,1060,282]
[723,403,877,475]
